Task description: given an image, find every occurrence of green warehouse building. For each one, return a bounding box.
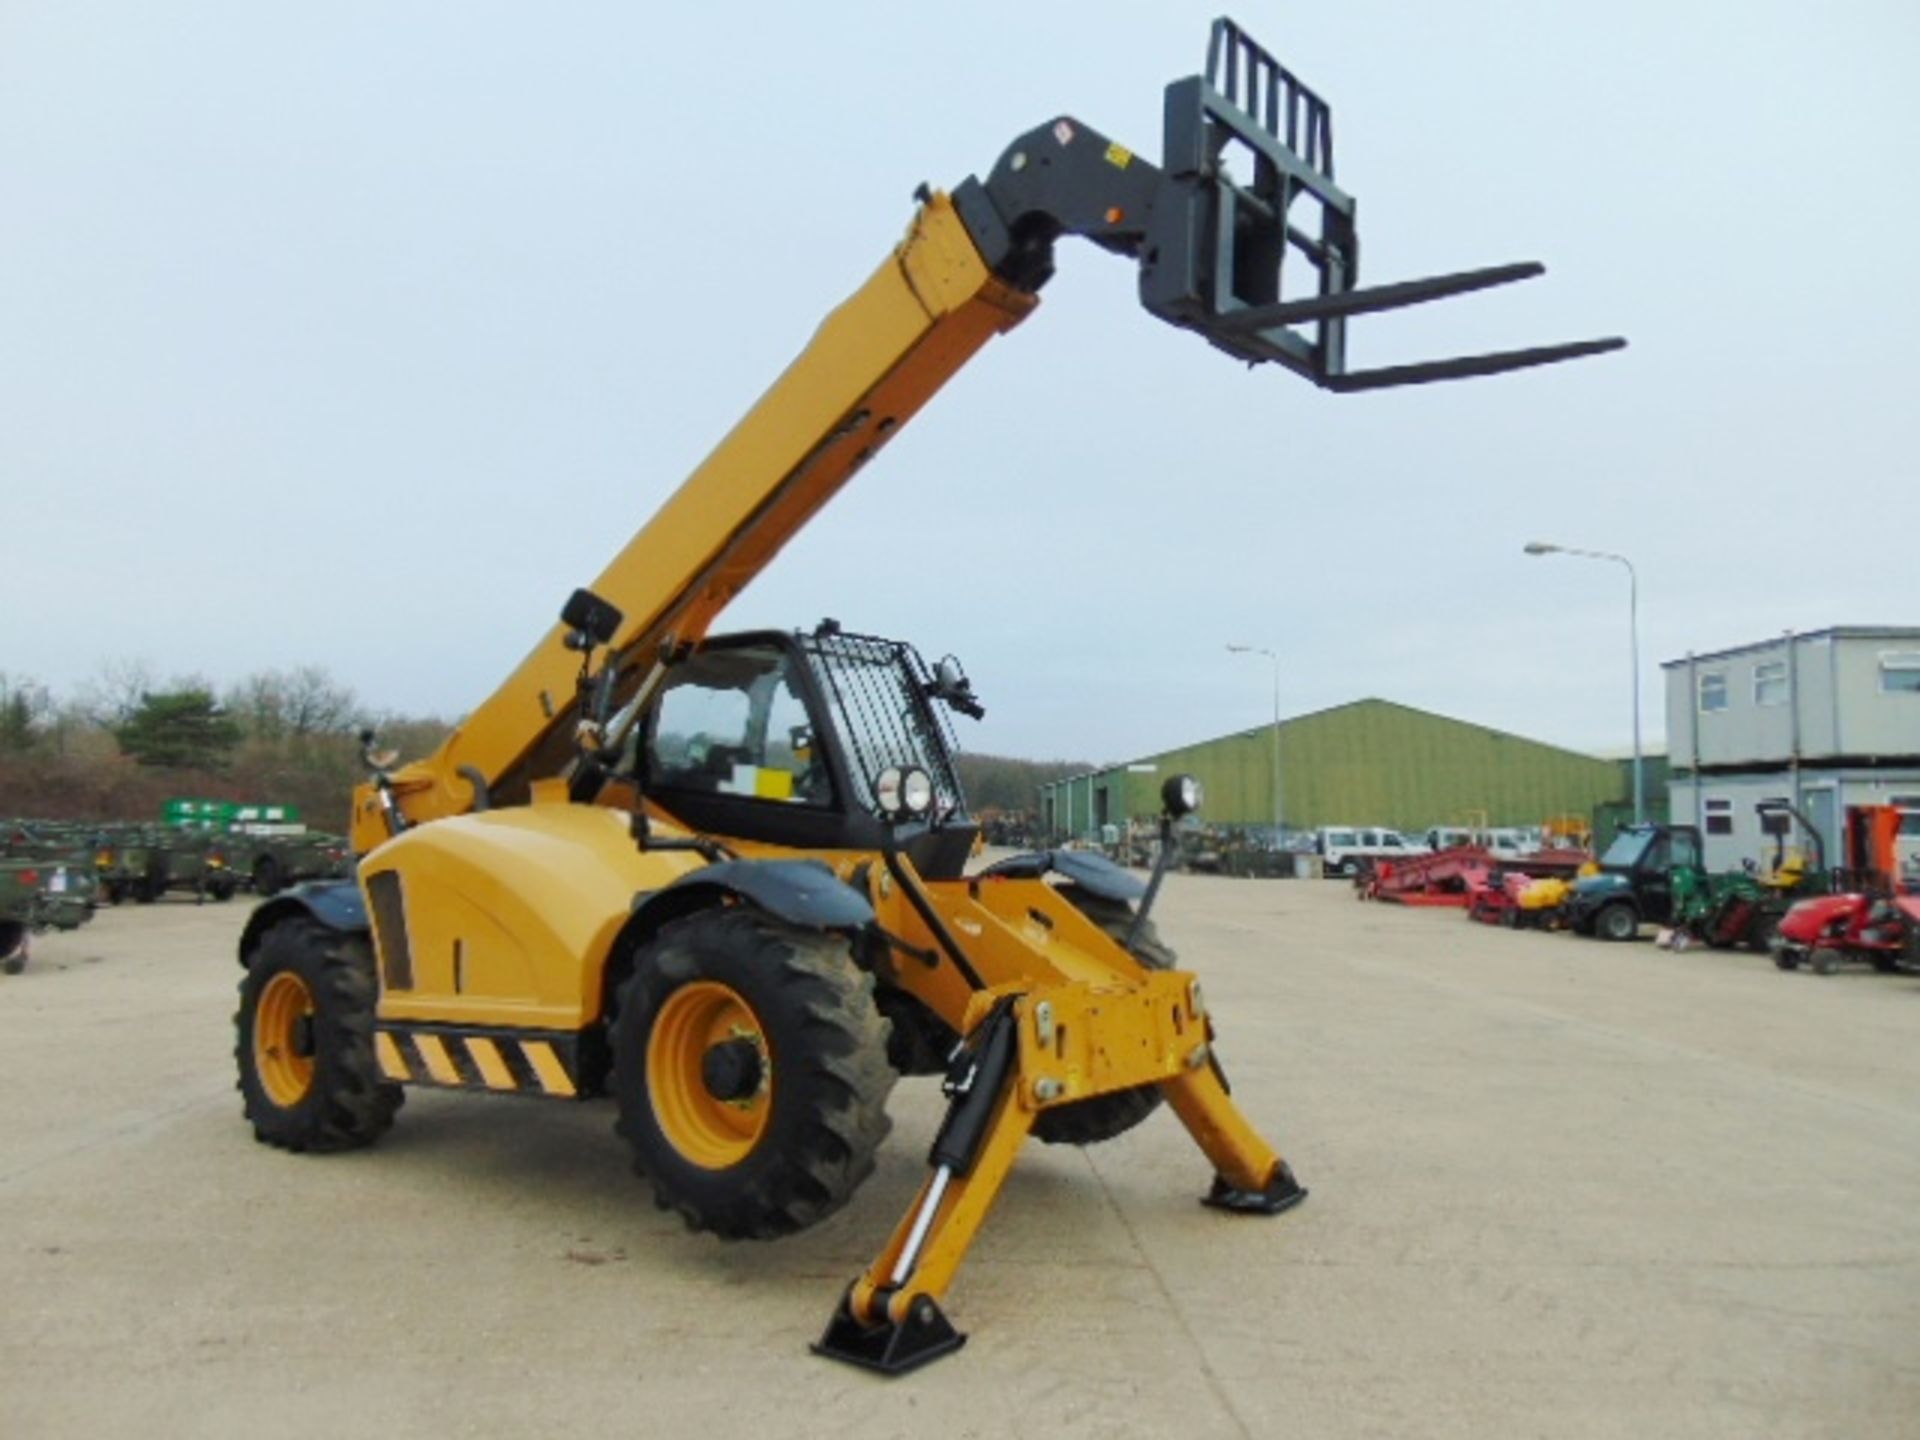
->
[1037,698,1630,840]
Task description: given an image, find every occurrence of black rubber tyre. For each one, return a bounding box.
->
[610,908,894,1241]
[1,924,26,976]
[1596,903,1639,943]
[209,880,236,903]
[253,857,283,898]
[1810,945,1844,977]
[1746,914,1781,955]
[1775,949,1801,971]
[1031,888,1177,1147]
[1869,956,1899,974]
[235,915,403,1152]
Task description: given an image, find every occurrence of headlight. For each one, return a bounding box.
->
[900,768,934,816]
[1162,773,1204,818]
[874,766,934,820]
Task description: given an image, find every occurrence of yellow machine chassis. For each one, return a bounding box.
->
[350,794,1300,1371]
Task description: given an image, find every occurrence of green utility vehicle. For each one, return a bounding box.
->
[226,830,350,895]
[1564,823,1707,940]
[0,855,95,974]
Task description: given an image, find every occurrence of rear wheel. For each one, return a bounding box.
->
[253,857,283,897]
[1746,914,1781,954]
[1775,948,1802,971]
[235,916,402,1152]
[1,923,26,976]
[1596,903,1639,942]
[1031,888,1177,1147]
[610,909,894,1241]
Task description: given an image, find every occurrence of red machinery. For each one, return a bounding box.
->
[1363,843,1587,916]
[1774,806,1919,975]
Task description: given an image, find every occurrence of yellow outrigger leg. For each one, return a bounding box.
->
[813,979,1306,1375]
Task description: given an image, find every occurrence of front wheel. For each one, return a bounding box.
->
[253,857,283,897]
[610,909,894,1241]
[235,917,403,1152]
[1810,945,1844,976]
[1595,903,1639,942]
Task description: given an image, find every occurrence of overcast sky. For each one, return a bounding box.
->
[4,1,1917,767]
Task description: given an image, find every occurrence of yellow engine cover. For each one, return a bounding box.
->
[360,804,706,1031]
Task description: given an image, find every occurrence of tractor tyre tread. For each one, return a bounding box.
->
[234,915,402,1153]
[610,909,894,1242]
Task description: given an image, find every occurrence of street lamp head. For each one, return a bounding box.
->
[1522,541,1561,556]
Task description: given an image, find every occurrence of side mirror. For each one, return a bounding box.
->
[360,730,400,772]
[560,588,623,650]
[1161,773,1204,819]
[928,655,985,719]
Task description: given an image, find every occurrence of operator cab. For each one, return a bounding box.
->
[633,622,982,879]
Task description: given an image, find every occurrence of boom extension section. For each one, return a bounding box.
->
[359,17,1621,843]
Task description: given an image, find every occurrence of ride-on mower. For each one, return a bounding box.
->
[1775,805,1919,975]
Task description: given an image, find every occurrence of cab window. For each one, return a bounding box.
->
[646,645,833,806]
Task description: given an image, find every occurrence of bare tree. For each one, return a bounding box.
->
[77,658,156,728]
[282,666,359,736]
[0,672,52,753]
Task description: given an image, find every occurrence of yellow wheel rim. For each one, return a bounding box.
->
[646,980,772,1169]
[255,971,316,1109]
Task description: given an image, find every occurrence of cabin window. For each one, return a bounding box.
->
[1698,671,1728,712]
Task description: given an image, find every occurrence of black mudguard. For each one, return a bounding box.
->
[631,858,874,940]
[977,849,1146,905]
[237,879,368,964]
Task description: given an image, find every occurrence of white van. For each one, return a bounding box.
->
[1314,826,1429,877]
[1422,826,1538,860]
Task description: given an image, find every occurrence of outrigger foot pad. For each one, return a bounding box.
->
[1203,1162,1308,1216]
[812,1287,967,1376]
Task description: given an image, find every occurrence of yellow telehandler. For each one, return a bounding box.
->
[233,18,1621,1373]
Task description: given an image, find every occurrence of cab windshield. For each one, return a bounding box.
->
[1599,829,1652,868]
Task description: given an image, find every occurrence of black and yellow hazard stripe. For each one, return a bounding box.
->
[375,1023,583,1099]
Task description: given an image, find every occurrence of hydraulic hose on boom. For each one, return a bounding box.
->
[351,18,1620,852]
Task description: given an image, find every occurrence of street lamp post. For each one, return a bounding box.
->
[1226,645,1284,840]
[1523,541,1644,824]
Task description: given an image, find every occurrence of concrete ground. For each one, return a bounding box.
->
[3,877,1917,1439]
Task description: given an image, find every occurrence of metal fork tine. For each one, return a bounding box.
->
[1323,337,1628,392]
[1217,261,1546,333]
